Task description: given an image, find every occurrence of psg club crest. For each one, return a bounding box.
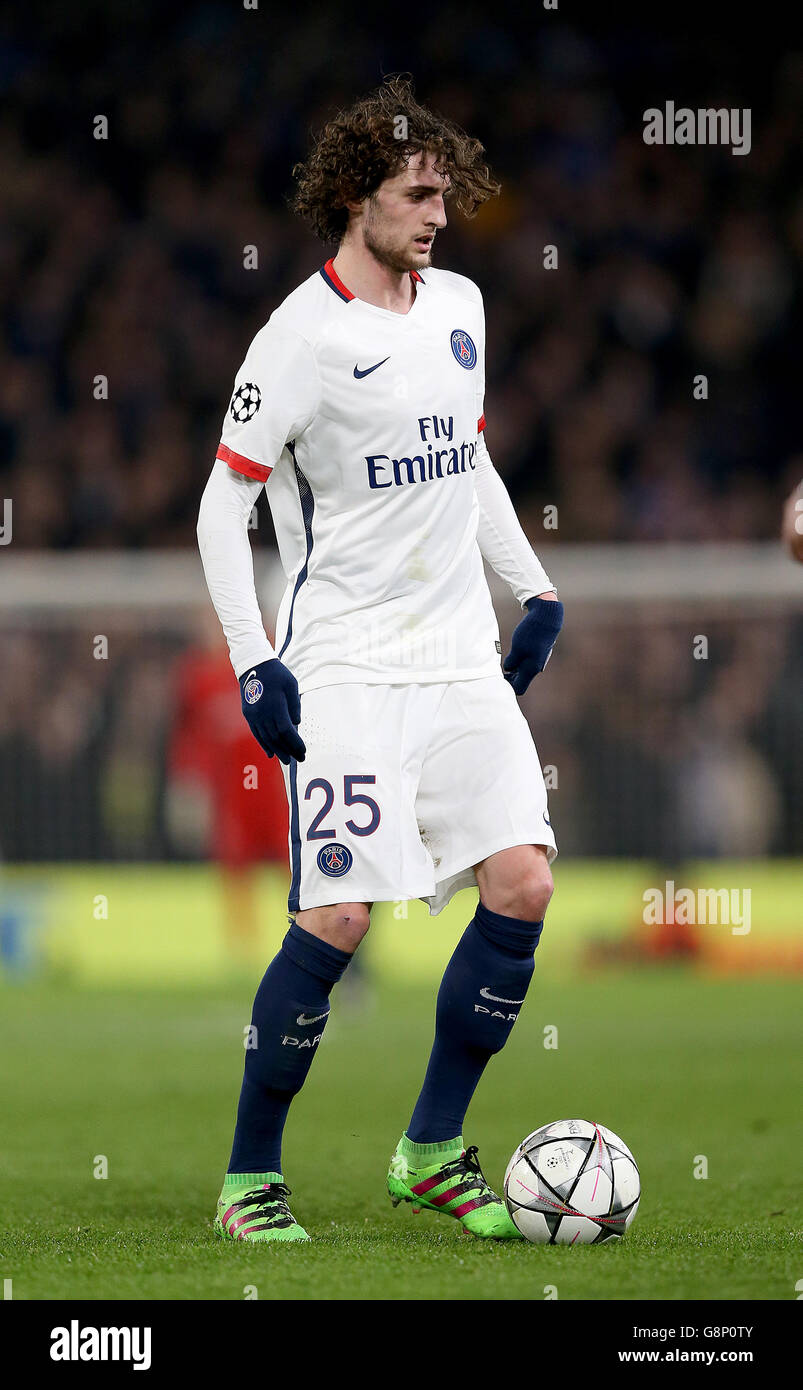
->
[243,675,264,705]
[450,329,477,369]
[317,843,353,878]
[230,382,262,422]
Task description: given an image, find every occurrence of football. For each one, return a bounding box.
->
[504,1119,640,1244]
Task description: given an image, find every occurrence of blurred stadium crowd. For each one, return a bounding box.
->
[1,4,801,865]
[2,3,802,548]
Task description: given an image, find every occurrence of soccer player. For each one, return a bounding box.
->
[197,76,563,1242]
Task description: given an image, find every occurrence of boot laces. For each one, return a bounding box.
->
[460,1145,484,1178]
[448,1145,490,1190]
[242,1183,293,1216]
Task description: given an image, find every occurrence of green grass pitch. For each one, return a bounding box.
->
[1,967,801,1300]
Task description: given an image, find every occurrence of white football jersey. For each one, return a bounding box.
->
[216,260,503,693]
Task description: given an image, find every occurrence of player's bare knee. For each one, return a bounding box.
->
[529,870,554,922]
[508,867,553,923]
[296,901,371,952]
[334,902,371,946]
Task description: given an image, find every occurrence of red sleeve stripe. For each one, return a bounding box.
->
[217,442,272,482]
[477,414,486,433]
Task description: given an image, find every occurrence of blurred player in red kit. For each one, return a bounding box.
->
[167,610,289,954]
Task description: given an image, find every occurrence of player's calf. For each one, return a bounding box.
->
[442,901,544,1060]
[390,900,544,1238]
[404,900,545,1152]
[223,921,353,1201]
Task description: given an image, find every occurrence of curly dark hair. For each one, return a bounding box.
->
[290,74,501,244]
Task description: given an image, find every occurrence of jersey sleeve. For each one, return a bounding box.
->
[469,283,553,600]
[197,460,276,677]
[216,321,322,483]
[474,434,556,605]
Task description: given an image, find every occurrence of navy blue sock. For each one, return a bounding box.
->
[228,921,352,1174]
[407,902,544,1144]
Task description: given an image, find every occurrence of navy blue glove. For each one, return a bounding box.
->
[503,596,564,695]
[240,658,306,764]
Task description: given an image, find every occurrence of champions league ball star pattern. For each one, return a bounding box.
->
[504,1119,641,1244]
[230,382,262,423]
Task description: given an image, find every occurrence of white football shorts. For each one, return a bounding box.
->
[281,675,557,916]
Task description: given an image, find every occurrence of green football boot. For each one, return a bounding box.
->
[214,1173,310,1243]
[387,1133,522,1239]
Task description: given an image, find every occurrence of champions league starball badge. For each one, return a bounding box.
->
[230,382,262,422]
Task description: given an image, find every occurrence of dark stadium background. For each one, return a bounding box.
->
[4,4,801,549]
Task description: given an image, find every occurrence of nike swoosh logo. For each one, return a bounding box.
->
[543,812,551,826]
[479,987,525,1004]
[296,1011,329,1026]
[353,357,390,379]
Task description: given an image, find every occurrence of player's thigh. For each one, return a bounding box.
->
[415,676,557,876]
[282,683,436,911]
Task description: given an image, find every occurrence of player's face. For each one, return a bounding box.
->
[361,150,449,274]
